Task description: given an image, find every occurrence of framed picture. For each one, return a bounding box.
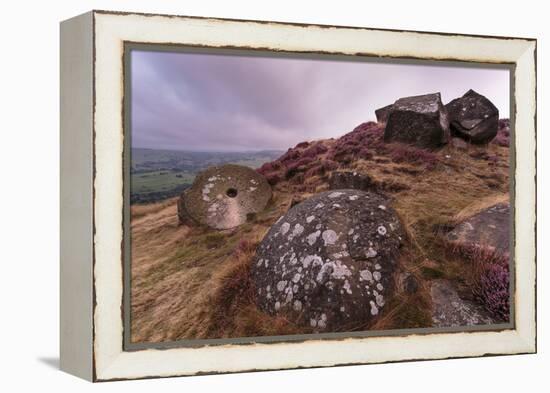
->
[60,10,537,382]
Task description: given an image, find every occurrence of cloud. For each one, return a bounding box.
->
[131,50,510,151]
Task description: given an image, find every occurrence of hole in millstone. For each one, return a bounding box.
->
[226,188,238,198]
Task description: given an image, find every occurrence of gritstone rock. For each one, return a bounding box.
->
[431,279,495,327]
[383,92,451,148]
[328,171,375,192]
[375,104,394,123]
[445,89,499,144]
[251,190,404,331]
[446,202,510,257]
[179,164,272,229]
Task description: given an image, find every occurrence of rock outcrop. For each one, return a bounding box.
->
[178,164,271,229]
[445,89,499,144]
[328,171,375,191]
[383,92,451,148]
[431,279,495,327]
[446,202,510,256]
[251,190,404,331]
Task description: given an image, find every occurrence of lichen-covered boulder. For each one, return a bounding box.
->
[384,92,451,148]
[179,164,271,229]
[375,104,394,123]
[328,171,375,192]
[251,190,404,331]
[431,279,495,327]
[445,89,499,144]
[446,202,510,257]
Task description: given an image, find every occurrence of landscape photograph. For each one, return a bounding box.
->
[127,48,512,345]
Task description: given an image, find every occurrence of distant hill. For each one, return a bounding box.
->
[131,148,284,204]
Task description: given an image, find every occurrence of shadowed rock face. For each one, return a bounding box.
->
[445,89,499,144]
[446,202,510,256]
[383,92,451,148]
[431,279,495,327]
[375,104,394,123]
[179,164,271,229]
[251,190,404,331]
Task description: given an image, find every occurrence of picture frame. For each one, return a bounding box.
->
[60,10,537,382]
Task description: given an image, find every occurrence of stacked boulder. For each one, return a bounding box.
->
[445,89,499,144]
[382,93,451,148]
[376,89,500,147]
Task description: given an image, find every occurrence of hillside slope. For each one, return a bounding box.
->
[130,120,511,343]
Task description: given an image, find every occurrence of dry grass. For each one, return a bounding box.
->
[130,124,510,342]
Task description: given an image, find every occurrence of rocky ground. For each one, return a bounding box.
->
[130,116,511,343]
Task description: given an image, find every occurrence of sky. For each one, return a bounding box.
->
[131,49,510,152]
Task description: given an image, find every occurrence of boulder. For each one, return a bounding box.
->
[251,190,404,331]
[328,171,375,191]
[431,279,495,327]
[177,190,196,226]
[445,89,499,144]
[179,164,271,230]
[446,202,510,257]
[375,104,394,123]
[384,92,451,148]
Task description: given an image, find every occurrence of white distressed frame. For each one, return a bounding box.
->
[86,11,536,381]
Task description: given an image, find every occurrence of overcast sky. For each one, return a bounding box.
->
[131,50,510,152]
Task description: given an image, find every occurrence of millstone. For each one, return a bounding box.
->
[181,164,271,229]
[251,189,404,331]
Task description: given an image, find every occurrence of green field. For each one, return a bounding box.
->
[130,148,283,204]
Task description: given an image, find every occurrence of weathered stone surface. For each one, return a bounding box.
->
[375,104,394,123]
[328,171,375,191]
[180,164,271,230]
[431,279,495,327]
[251,190,404,331]
[177,190,197,226]
[384,92,451,148]
[446,202,510,256]
[450,137,469,150]
[445,89,499,144]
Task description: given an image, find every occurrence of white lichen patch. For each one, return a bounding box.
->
[292,273,301,283]
[328,192,344,198]
[306,230,321,246]
[310,319,317,327]
[274,301,281,311]
[276,280,288,291]
[360,269,373,282]
[306,215,315,223]
[377,225,387,236]
[292,224,304,237]
[322,229,338,245]
[249,187,257,192]
[280,222,291,235]
[332,203,341,208]
[348,228,354,235]
[365,247,377,258]
[376,283,384,291]
[375,264,381,270]
[343,280,352,294]
[330,261,352,279]
[376,294,385,307]
[378,205,386,210]
[373,271,382,281]
[349,195,359,201]
[302,254,322,268]
[315,203,325,209]
[370,301,379,315]
[293,300,303,311]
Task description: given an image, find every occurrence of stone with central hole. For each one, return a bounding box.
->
[178,164,272,229]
